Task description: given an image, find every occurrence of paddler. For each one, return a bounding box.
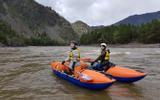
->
[90,43,113,71]
[61,40,80,71]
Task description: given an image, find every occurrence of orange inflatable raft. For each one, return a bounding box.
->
[51,61,115,90]
[81,58,147,83]
[105,66,147,83]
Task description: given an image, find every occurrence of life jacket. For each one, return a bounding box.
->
[104,49,110,61]
[69,48,80,61]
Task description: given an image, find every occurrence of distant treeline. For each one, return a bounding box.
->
[0,20,61,46]
[80,20,160,44]
[1,19,160,46]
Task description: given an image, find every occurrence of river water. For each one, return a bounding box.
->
[0,46,159,100]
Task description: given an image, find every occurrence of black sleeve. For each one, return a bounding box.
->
[107,49,110,53]
[94,51,106,62]
[94,55,101,62]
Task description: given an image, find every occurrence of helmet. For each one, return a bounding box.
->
[100,43,107,47]
[70,40,78,45]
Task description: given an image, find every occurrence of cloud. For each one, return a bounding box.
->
[35,0,160,26]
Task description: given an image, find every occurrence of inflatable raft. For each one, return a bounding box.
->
[81,58,147,83]
[51,61,115,90]
[105,66,147,83]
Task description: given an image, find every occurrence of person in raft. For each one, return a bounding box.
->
[61,40,80,72]
[90,43,113,71]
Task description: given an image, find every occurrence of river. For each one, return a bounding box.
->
[0,46,159,100]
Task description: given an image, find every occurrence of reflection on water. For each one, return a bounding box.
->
[0,46,160,100]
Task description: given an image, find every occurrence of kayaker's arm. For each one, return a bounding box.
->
[62,55,70,64]
[107,49,110,53]
[65,56,70,62]
[94,51,106,62]
[94,55,101,62]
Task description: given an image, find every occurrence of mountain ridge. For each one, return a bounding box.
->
[115,11,160,25]
[0,0,78,45]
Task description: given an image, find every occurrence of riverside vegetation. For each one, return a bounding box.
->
[1,19,160,46]
[80,20,160,45]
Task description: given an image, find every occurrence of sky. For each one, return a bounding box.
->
[35,0,160,26]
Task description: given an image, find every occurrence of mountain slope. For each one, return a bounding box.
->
[72,21,92,36]
[115,11,160,25]
[0,0,78,44]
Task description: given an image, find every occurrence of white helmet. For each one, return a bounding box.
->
[100,43,107,47]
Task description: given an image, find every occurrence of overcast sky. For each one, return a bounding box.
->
[35,0,160,26]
